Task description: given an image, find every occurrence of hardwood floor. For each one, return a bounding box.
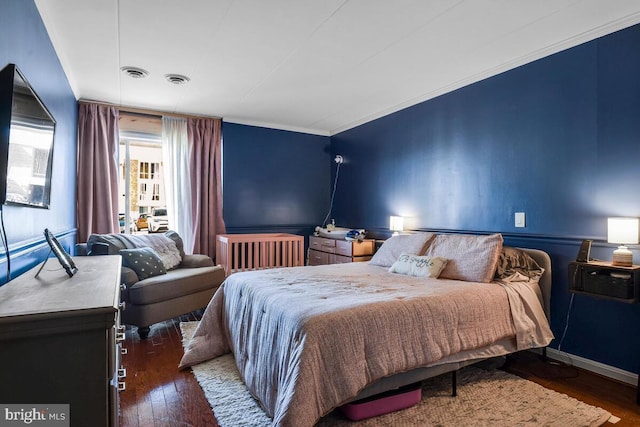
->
[120,314,640,427]
[119,311,219,427]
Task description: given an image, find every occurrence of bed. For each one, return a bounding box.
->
[180,232,554,427]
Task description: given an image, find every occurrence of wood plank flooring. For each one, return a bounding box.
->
[120,314,640,426]
[119,311,219,427]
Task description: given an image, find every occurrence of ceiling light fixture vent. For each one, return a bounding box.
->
[165,74,191,85]
[121,66,149,79]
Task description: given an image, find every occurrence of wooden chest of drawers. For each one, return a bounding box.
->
[0,256,124,427]
[308,235,375,265]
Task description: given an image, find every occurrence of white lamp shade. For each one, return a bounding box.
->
[389,216,404,232]
[607,217,639,244]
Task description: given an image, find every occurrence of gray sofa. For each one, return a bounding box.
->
[76,231,225,338]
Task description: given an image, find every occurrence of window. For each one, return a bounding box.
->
[150,162,160,179]
[152,183,160,201]
[118,112,165,234]
[139,162,160,180]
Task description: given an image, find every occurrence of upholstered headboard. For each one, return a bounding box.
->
[518,247,552,321]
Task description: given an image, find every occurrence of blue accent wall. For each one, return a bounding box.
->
[222,122,331,239]
[0,0,77,284]
[331,24,640,373]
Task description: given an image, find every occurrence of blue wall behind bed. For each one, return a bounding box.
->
[222,122,331,240]
[330,24,640,374]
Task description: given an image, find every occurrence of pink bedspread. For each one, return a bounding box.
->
[180,262,552,427]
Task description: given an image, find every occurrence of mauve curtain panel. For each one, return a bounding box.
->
[76,102,120,243]
[187,117,225,259]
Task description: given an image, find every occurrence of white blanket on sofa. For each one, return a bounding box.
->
[108,234,182,270]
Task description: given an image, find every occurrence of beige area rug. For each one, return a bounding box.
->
[181,322,614,427]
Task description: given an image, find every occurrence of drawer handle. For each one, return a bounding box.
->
[118,381,126,392]
[118,368,127,379]
[116,332,126,343]
[121,347,128,355]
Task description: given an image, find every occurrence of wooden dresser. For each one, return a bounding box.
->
[308,235,375,265]
[0,255,124,427]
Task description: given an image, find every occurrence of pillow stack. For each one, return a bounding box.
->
[373,232,506,282]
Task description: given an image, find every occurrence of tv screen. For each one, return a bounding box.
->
[0,64,56,209]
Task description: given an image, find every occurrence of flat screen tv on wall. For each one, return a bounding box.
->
[0,63,56,209]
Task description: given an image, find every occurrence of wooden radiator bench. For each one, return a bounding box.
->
[216,233,304,276]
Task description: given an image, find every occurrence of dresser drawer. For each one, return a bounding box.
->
[330,254,354,264]
[309,236,336,254]
[308,249,329,266]
[335,239,374,257]
[329,254,373,264]
[309,234,374,266]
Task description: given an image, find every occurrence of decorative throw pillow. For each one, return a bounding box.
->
[388,253,448,278]
[369,233,434,267]
[494,246,544,281]
[120,247,167,280]
[425,233,503,283]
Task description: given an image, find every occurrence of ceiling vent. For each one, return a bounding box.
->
[121,66,149,79]
[165,74,191,85]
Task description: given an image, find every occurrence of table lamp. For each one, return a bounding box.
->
[389,216,404,236]
[607,217,639,267]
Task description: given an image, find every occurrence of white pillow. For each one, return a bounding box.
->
[369,233,434,267]
[388,254,448,278]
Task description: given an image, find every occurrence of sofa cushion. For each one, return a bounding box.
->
[180,254,215,268]
[121,266,139,286]
[127,265,225,305]
[120,247,167,280]
[87,234,129,254]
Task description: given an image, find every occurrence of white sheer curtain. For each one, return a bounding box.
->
[161,116,195,253]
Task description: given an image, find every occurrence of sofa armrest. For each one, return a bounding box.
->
[181,254,215,268]
[121,266,139,287]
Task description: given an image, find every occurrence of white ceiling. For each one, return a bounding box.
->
[35,0,640,136]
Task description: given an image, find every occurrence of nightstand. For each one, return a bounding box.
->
[308,235,375,265]
[569,261,640,303]
[569,260,640,404]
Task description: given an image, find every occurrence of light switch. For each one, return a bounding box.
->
[515,212,526,228]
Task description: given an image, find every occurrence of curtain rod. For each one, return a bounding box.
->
[78,99,222,121]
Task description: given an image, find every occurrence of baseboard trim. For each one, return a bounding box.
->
[531,347,638,386]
